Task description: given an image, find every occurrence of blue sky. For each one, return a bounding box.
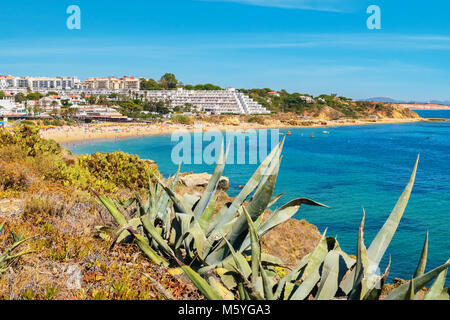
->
[1,0,449,101]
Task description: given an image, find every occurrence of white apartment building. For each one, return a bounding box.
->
[0,75,80,91]
[143,88,270,115]
[0,95,26,115]
[82,76,140,91]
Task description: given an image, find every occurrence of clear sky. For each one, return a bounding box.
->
[1,0,449,101]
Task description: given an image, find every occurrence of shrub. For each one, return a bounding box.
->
[0,161,33,191]
[78,152,160,191]
[171,115,193,125]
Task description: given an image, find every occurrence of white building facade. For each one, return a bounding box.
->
[0,75,80,91]
[143,88,270,115]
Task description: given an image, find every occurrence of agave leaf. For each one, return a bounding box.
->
[367,156,419,283]
[267,193,285,208]
[188,218,211,260]
[222,238,252,279]
[362,256,391,300]
[316,250,341,300]
[349,212,369,300]
[424,260,449,300]
[226,155,281,252]
[414,231,429,278]
[406,277,415,300]
[193,141,227,219]
[243,207,261,287]
[208,276,235,300]
[273,253,311,300]
[261,253,284,267]
[199,197,216,231]
[216,267,237,290]
[289,267,321,300]
[228,265,264,300]
[385,260,450,300]
[181,266,224,300]
[154,174,193,215]
[140,214,176,259]
[116,217,142,243]
[208,140,283,234]
[134,232,169,267]
[98,196,128,226]
[301,230,329,281]
[239,198,328,252]
[260,263,275,300]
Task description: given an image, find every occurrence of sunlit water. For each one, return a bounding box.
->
[66,112,450,285]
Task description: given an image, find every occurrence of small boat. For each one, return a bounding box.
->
[323,131,329,134]
[241,130,247,134]
[311,134,315,138]
[286,131,292,136]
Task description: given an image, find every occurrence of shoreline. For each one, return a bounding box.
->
[40,117,448,145]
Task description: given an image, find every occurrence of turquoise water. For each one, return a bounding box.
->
[67,119,450,285]
[414,109,450,119]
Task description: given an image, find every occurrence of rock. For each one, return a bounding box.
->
[261,219,322,266]
[66,265,82,290]
[180,173,230,191]
[0,199,24,218]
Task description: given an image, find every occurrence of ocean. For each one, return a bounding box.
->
[66,112,450,285]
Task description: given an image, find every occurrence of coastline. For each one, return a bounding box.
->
[40,117,446,144]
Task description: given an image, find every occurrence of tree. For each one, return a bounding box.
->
[14,93,25,103]
[26,92,43,101]
[0,91,5,99]
[140,78,161,90]
[159,73,178,90]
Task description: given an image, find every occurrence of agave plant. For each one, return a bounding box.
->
[97,139,326,272]
[183,155,450,300]
[0,222,34,275]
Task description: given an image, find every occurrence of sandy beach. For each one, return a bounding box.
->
[37,117,441,144]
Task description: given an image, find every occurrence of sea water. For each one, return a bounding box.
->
[67,116,450,285]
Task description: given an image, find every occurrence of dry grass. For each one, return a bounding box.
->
[0,186,200,300]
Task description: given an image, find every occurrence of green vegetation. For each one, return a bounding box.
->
[0,222,34,274]
[0,125,159,195]
[98,141,449,300]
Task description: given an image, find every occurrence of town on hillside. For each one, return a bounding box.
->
[0,74,270,124]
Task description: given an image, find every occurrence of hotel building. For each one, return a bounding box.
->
[81,76,140,91]
[0,75,80,91]
[144,88,270,115]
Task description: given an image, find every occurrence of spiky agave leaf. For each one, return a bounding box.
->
[242,207,261,287]
[348,211,369,300]
[217,151,282,261]
[385,260,450,300]
[194,141,227,220]
[424,260,449,300]
[96,195,168,266]
[181,266,224,300]
[239,198,328,252]
[315,250,341,300]
[414,231,429,278]
[366,155,419,288]
[207,139,284,236]
[288,231,330,300]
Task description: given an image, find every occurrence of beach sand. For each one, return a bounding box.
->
[39,118,434,144]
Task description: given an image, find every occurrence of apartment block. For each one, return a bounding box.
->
[82,76,140,91]
[0,75,80,90]
[144,88,270,115]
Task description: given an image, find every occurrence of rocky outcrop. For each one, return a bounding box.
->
[180,173,230,191]
[261,218,322,266]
